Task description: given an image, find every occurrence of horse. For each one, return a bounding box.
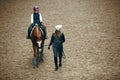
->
[31,24,45,68]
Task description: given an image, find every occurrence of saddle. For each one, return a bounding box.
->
[30,25,44,38]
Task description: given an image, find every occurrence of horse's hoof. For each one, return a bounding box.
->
[33,66,36,69]
[41,59,44,62]
[39,58,44,62]
[36,65,39,68]
[33,65,38,68]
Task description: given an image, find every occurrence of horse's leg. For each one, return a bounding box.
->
[33,45,38,68]
[41,41,45,61]
[39,41,44,62]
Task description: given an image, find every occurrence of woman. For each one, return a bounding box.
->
[27,6,47,39]
[48,25,65,71]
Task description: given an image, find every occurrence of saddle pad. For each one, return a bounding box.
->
[30,26,44,37]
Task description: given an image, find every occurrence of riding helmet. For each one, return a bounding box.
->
[33,6,39,11]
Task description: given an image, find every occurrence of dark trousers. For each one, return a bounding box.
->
[54,56,62,68]
[27,23,34,38]
[52,46,63,68]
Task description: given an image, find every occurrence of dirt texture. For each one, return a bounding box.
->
[0,0,120,80]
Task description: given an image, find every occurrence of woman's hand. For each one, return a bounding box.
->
[48,46,50,50]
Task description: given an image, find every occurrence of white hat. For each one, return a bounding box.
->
[55,25,62,31]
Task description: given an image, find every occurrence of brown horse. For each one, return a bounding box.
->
[31,24,45,68]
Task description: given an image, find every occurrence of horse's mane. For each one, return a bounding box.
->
[36,26,40,36]
[32,25,43,40]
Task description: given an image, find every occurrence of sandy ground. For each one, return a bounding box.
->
[0,0,120,80]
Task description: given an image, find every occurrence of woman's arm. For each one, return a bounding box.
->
[49,34,54,47]
[61,33,65,43]
[39,13,43,22]
[31,14,33,24]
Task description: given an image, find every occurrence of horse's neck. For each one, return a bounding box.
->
[36,26,39,34]
[34,26,41,37]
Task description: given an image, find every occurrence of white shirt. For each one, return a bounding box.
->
[31,13,43,24]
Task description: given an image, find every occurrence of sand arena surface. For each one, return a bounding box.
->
[0,0,120,80]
